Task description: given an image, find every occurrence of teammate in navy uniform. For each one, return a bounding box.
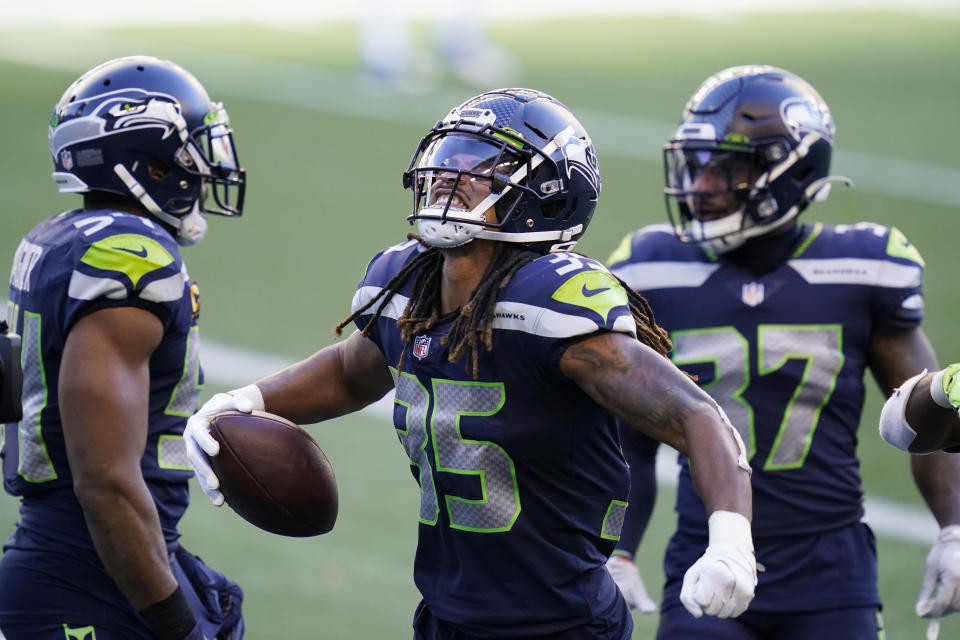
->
[605,65,960,639]
[0,57,246,639]
[184,88,757,638]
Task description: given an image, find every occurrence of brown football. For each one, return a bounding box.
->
[207,411,338,537]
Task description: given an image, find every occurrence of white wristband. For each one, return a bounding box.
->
[879,369,926,452]
[708,510,753,552]
[231,384,265,412]
[930,369,953,409]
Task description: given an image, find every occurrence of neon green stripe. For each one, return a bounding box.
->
[886,226,925,266]
[792,222,823,258]
[493,128,525,148]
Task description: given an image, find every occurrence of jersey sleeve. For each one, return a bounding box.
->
[351,239,422,336]
[64,215,189,331]
[605,224,706,294]
[875,226,925,329]
[498,253,638,376]
[501,252,636,342]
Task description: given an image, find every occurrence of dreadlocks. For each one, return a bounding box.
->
[335,235,673,379]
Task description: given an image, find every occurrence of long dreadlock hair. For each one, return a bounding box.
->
[335,235,673,379]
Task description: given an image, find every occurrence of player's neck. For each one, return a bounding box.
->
[83,191,152,217]
[439,240,497,314]
[723,223,805,276]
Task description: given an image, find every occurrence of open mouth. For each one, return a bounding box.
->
[430,189,470,211]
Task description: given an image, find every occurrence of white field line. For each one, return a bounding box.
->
[0,31,957,208]
[201,336,940,545]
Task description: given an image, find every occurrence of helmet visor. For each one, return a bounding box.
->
[665,146,759,223]
[414,134,522,223]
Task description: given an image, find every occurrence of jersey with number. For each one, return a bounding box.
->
[353,240,637,637]
[609,222,925,540]
[2,209,202,553]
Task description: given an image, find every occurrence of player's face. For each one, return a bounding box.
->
[422,134,521,223]
[684,151,761,221]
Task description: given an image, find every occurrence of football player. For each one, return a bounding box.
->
[184,88,757,638]
[606,65,960,639]
[0,57,246,639]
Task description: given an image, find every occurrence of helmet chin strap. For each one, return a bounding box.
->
[114,163,207,246]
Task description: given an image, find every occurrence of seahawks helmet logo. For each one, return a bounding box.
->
[560,136,601,196]
[780,96,834,142]
[102,95,183,139]
[50,90,187,158]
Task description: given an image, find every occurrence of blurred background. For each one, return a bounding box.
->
[1,1,959,637]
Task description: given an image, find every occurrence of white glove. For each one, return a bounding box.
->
[680,511,756,619]
[916,525,960,618]
[605,554,657,613]
[184,384,264,506]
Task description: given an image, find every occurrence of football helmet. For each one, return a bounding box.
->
[48,56,245,245]
[403,88,601,253]
[663,65,850,254]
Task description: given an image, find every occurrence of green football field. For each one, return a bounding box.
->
[1,8,959,638]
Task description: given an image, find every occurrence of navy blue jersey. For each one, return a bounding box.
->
[353,241,637,637]
[609,222,924,540]
[2,209,202,552]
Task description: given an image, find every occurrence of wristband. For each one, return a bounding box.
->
[879,369,925,452]
[231,383,265,412]
[707,510,753,552]
[139,586,197,640]
[930,367,955,409]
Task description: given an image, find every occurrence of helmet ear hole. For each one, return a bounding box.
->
[147,160,169,180]
[540,199,568,220]
[792,166,814,183]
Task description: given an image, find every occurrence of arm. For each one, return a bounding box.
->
[882,367,960,454]
[254,330,394,424]
[60,307,183,613]
[560,332,751,518]
[185,330,394,504]
[560,331,755,618]
[870,327,960,619]
[869,328,960,527]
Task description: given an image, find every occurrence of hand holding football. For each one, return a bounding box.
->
[207,411,338,537]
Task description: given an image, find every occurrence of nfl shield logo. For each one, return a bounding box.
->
[60,150,74,171]
[413,335,431,360]
[741,282,765,307]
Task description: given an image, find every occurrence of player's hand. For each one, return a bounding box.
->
[680,511,756,619]
[605,554,657,613]
[916,525,960,618]
[184,384,263,506]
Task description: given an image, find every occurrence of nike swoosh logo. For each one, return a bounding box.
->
[581,284,610,297]
[113,245,148,258]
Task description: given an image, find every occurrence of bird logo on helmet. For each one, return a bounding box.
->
[404,88,601,254]
[48,56,246,246]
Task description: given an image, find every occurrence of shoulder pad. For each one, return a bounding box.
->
[498,252,636,338]
[352,240,425,319]
[68,213,185,304]
[789,222,924,290]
